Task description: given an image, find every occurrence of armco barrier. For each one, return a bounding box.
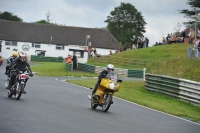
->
[128,70,143,78]
[78,63,95,73]
[67,63,143,78]
[66,63,72,71]
[145,73,200,105]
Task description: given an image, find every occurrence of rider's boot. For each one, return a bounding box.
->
[22,89,27,94]
[6,84,11,90]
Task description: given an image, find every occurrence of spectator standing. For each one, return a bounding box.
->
[188,29,191,44]
[66,54,72,63]
[143,38,147,48]
[90,50,94,58]
[194,36,200,57]
[137,39,142,48]
[189,28,195,44]
[180,30,186,43]
[109,51,113,55]
[166,34,170,43]
[72,53,77,70]
[146,37,149,47]
[198,37,200,57]
[93,48,97,57]
[168,33,174,44]
[90,48,94,58]
[197,28,200,37]
[87,47,91,58]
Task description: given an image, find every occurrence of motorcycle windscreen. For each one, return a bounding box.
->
[106,72,120,92]
[106,72,118,82]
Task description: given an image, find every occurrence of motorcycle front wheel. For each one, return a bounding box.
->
[15,84,24,100]
[102,94,112,112]
[91,102,98,109]
[8,90,13,98]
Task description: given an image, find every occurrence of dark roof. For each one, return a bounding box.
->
[0,20,119,49]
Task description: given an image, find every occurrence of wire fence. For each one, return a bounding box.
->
[92,55,147,68]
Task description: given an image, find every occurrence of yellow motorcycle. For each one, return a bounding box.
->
[88,72,122,112]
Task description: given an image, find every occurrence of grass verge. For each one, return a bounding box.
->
[67,79,200,122]
[31,62,98,77]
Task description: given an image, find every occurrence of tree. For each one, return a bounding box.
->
[105,2,147,46]
[45,11,53,23]
[179,0,200,26]
[172,22,182,36]
[35,11,53,25]
[0,11,22,22]
[35,20,51,24]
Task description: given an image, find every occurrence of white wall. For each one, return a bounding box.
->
[0,40,115,63]
[1,41,69,59]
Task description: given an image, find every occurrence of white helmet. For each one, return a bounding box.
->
[18,52,26,62]
[107,64,114,71]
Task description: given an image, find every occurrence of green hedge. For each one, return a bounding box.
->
[31,55,63,62]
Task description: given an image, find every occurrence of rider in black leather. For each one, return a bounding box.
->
[92,64,114,95]
[5,52,18,75]
[6,52,33,94]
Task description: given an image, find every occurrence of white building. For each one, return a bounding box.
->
[0,20,119,63]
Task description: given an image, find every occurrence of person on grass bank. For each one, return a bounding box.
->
[72,53,77,70]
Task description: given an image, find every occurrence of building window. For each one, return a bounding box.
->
[56,45,64,50]
[76,51,84,58]
[5,41,18,46]
[32,43,41,48]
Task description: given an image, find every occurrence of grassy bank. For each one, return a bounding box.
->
[88,43,200,82]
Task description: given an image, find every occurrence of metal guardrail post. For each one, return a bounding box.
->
[187,47,192,59]
[143,68,146,81]
[187,47,200,59]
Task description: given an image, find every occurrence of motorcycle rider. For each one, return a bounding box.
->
[6,52,33,94]
[5,52,18,75]
[92,64,115,96]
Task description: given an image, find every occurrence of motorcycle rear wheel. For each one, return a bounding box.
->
[102,94,112,112]
[15,84,23,100]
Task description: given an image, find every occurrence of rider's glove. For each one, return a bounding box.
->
[29,73,33,77]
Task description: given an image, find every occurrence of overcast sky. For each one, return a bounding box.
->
[0,0,191,46]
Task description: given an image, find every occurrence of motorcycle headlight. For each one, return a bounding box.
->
[108,82,116,90]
